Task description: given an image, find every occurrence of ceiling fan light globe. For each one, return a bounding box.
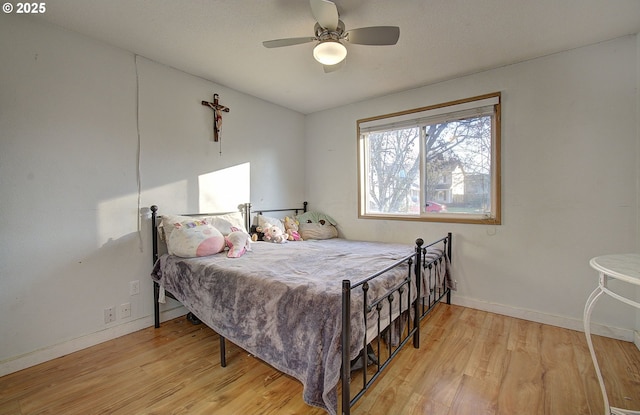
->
[313,41,347,65]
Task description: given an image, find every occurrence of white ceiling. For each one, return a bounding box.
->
[34,0,640,114]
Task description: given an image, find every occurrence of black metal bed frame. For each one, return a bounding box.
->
[150,203,451,415]
[341,233,452,414]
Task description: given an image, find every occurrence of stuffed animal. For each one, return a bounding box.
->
[250,225,264,242]
[284,216,303,241]
[225,229,252,258]
[262,225,288,243]
[296,211,338,240]
[296,211,337,225]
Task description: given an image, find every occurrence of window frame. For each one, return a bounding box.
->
[357,92,502,225]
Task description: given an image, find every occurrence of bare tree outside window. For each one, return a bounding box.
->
[358,92,501,224]
[366,127,420,213]
[425,116,492,214]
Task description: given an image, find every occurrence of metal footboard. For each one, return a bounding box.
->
[341,233,452,415]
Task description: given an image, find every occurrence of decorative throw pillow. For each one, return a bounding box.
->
[296,211,338,226]
[296,210,338,240]
[167,221,225,258]
[299,222,338,240]
[160,214,198,242]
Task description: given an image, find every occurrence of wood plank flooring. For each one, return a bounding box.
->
[1,304,639,414]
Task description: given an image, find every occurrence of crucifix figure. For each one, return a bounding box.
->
[201,93,230,143]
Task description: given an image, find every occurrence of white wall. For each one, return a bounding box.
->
[0,15,304,375]
[1,13,638,377]
[306,36,639,340]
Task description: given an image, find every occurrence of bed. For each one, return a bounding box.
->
[150,203,452,415]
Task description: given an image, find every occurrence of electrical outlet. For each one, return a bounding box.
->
[129,280,140,296]
[104,306,116,324]
[120,303,131,318]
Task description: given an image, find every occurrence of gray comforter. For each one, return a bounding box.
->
[151,238,433,414]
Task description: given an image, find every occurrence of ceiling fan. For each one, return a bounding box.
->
[262,0,400,72]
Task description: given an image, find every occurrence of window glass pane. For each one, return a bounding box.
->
[424,115,492,215]
[365,127,420,214]
[357,92,500,224]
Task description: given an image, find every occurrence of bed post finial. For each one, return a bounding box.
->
[303,201,308,212]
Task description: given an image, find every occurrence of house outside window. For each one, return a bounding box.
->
[357,92,501,224]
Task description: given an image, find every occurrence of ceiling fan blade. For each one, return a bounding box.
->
[262,37,316,48]
[310,0,339,31]
[344,26,400,45]
[323,59,345,73]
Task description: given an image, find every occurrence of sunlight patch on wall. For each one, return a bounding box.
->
[199,163,250,212]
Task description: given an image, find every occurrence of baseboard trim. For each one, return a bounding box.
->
[2,300,637,378]
[451,296,636,343]
[0,306,187,377]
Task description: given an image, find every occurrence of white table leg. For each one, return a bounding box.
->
[584,285,610,415]
[584,285,640,415]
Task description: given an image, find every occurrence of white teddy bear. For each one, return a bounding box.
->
[262,225,288,244]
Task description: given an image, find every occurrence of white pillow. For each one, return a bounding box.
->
[257,215,285,232]
[167,221,225,258]
[207,212,247,235]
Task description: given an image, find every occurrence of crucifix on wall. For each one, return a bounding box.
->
[201,93,230,143]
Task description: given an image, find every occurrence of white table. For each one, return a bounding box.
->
[585,254,640,415]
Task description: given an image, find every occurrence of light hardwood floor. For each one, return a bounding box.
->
[1,304,639,415]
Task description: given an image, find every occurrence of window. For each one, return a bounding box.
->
[357,92,501,224]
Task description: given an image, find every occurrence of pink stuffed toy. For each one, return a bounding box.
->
[225,227,252,258]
